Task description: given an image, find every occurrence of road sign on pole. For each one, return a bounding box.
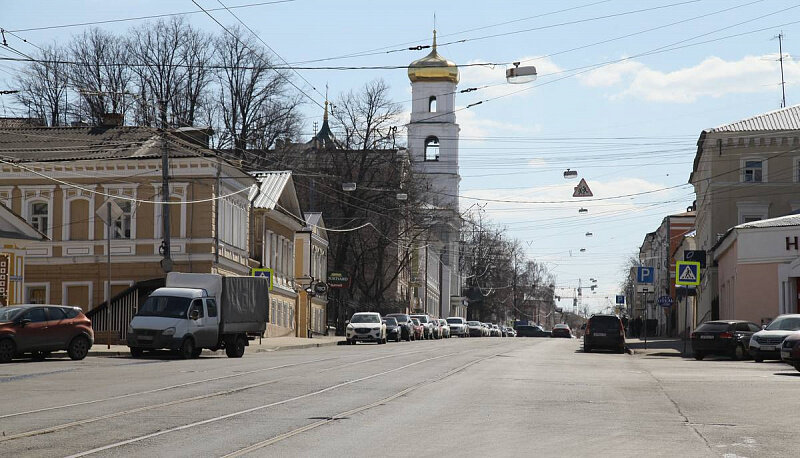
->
[572,178,594,197]
[636,266,654,284]
[615,294,625,305]
[676,261,700,286]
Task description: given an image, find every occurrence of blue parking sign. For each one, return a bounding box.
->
[615,295,625,305]
[637,267,654,284]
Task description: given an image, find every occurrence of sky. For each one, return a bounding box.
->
[2,0,800,314]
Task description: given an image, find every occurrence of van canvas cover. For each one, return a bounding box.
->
[166,273,268,333]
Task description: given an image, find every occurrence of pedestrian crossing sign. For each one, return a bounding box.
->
[675,261,700,286]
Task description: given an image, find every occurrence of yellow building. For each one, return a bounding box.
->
[0,202,47,305]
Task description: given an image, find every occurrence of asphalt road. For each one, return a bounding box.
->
[1,337,799,457]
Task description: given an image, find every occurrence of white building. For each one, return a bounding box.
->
[406,31,466,318]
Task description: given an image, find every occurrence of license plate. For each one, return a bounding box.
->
[700,335,714,340]
[760,346,775,351]
[594,332,606,337]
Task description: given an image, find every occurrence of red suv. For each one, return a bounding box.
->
[0,305,94,362]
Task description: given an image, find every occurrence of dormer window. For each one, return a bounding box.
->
[429,96,437,112]
[424,136,440,161]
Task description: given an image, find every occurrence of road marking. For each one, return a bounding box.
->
[64,345,506,457]
[221,352,500,457]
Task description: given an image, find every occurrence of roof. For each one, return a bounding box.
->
[706,104,800,133]
[0,126,213,163]
[408,31,459,84]
[0,202,48,241]
[691,105,800,182]
[250,171,292,210]
[734,213,800,229]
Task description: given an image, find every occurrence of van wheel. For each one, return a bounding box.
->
[0,339,14,363]
[178,338,195,360]
[225,336,246,358]
[68,336,91,360]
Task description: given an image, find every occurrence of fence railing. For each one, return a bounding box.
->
[87,278,164,345]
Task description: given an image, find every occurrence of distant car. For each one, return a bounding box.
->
[438,319,451,338]
[583,315,625,353]
[780,333,800,371]
[385,313,414,341]
[383,317,402,343]
[430,319,442,339]
[480,323,491,337]
[0,305,94,363]
[749,314,800,362]
[467,321,484,337]
[516,325,549,337]
[346,312,386,345]
[551,323,572,338]
[691,320,759,360]
[410,314,434,339]
[410,318,424,340]
[447,317,468,337]
[502,326,515,337]
[490,324,502,337]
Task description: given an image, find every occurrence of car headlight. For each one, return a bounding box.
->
[162,327,176,336]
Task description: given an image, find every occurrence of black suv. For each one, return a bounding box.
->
[384,313,414,341]
[584,314,625,353]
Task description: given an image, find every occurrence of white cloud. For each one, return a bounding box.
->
[578,54,800,103]
[527,158,547,168]
[456,108,542,139]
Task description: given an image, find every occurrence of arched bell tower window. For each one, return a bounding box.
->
[428,96,437,112]
[424,136,440,161]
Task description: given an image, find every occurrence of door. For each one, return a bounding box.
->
[14,307,50,352]
[187,299,212,348]
[43,307,74,350]
[204,298,219,345]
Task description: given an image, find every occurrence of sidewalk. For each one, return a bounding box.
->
[86,335,345,357]
[626,337,690,357]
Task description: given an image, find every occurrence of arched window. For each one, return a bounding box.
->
[428,96,437,112]
[424,136,440,161]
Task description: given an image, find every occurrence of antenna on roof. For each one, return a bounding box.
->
[774,31,787,108]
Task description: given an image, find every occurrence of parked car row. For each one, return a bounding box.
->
[346,313,518,344]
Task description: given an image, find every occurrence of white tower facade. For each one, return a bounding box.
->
[407,31,465,318]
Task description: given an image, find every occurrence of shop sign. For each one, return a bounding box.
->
[327,271,351,289]
[0,253,9,306]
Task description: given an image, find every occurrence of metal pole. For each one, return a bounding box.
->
[683,288,690,355]
[643,291,648,350]
[214,159,220,267]
[106,201,111,350]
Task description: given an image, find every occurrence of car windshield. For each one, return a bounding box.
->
[447,318,462,324]
[411,318,420,324]
[389,315,409,323]
[137,296,192,319]
[384,318,397,325]
[695,322,731,332]
[0,307,24,321]
[411,315,429,323]
[765,317,800,331]
[351,314,380,324]
[467,321,480,326]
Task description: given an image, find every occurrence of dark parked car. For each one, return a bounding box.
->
[516,325,550,337]
[551,323,572,338]
[583,315,625,353]
[385,313,414,341]
[691,320,760,360]
[780,332,800,371]
[0,305,94,363]
[383,317,402,342]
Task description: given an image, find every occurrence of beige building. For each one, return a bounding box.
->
[0,202,48,305]
[690,104,800,324]
[296,213,329,337]
[0,125,255,313]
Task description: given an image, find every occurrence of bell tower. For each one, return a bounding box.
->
[407,30,461,211]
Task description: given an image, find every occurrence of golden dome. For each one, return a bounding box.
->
[408,30,459,84]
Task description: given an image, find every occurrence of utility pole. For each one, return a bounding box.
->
[159,99,172,273]
[777,32,787,108]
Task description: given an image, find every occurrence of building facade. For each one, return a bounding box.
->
[0,203,47,305]
[690,104,800,324]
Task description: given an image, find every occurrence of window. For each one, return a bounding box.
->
[24,307,48,323]
[743,160,763,182]
[424,136,440,161]
[47,307,67,321]
[29,202,48,234]
[428,96,437,112]
[190,299,204,318]
[206,299,217,318]
[114,201,133,239]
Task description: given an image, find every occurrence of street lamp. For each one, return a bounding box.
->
[506,62,537,84]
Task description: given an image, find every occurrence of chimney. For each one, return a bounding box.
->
[100,113,124,126]
[173,126,214,148]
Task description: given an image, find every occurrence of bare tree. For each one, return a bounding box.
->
[215,26,299,153]
[129,17,188,127]
[14,45,70,126]
[174,25,214,127]
[69,28,133,124]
